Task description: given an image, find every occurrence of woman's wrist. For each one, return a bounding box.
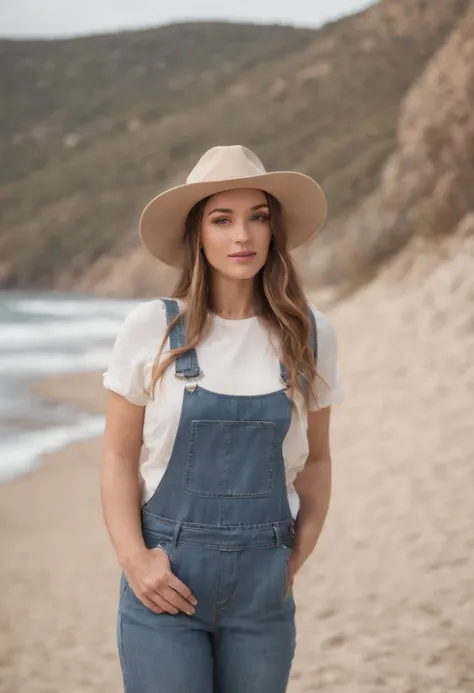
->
[117,541,148,571]
[289,546,306,574]
[291,507,327,572]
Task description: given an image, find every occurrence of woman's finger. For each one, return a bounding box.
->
[159,584,196,616]
[285,572,295,598]
[168,572,198,608]
[140,594,164,614]
[128,577,179,615]
[141,588,182,615]
[140,579,195,615]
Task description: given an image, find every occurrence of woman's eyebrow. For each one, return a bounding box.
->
[207,204,269,216]
[207,207,233,215]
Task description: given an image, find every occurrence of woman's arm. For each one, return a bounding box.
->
[101,391,147,568]
[290,406,332,579]
[101,391,197,615]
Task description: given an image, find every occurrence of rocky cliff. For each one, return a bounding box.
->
[300,0,474,296]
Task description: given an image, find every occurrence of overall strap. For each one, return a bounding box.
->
[279,304,318,386]
[161,299,201,379]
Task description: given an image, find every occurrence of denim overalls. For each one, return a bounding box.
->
[117,299,317,693]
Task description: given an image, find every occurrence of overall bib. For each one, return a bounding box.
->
[117,299,317,693]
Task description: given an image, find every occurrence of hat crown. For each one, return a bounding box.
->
[186,145,267,184]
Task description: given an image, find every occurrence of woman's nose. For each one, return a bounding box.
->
[232,219,251,243]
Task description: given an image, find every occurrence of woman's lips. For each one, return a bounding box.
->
[229,252,256,263]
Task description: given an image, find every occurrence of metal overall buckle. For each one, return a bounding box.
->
[175,368,203,393]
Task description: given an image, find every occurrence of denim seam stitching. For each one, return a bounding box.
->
[118,580,134,691]
[189,420,276,427]
[141,512,293,530]
[223,425,230,495]
[215,551,242,612]
[212,553,223,625]
[184,421,276,498]
[193,385,287,401]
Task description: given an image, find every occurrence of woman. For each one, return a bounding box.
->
[101,145,344,692]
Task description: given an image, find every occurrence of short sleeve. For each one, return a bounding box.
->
[308,307,344,411]
[103,302,156,406]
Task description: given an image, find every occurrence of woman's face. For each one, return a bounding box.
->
[200,188,272,280]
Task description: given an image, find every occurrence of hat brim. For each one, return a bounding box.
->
[139,171,327,267]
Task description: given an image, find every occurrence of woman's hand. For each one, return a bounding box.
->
[123,546,198,616]
[285,552,301,598]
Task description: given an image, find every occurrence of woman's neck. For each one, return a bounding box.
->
[209,274,256,320]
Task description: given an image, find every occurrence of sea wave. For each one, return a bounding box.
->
[0,292,135,483]
[0,416,105,483]
[0,348,112,375]
[0,318,123,349]
[10,297,138,318]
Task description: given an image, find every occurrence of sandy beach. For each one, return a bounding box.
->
[1,251,474,692]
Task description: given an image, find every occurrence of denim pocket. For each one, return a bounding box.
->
[119,571,129,601]
[142,529,174,555]
[153,543,174,561]
[185,420,276,498]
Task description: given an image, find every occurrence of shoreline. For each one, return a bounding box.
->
[0,371,106,485]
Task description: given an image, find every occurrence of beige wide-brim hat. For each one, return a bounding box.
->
[139,145,327,267]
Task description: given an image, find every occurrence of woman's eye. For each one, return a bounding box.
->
[212,214,269,225]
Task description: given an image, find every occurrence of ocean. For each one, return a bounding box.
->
[0,291,140,483]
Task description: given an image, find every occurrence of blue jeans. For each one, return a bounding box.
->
[118,517,296,692]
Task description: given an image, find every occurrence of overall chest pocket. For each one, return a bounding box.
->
[185,420,276,498]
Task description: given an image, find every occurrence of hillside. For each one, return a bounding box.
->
[299,0,474,296]
[0,0,471,295]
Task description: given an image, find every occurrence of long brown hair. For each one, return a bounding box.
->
[151,192,319,408]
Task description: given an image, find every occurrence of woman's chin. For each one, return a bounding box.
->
[225,267,261,281]
[219,259,264,280]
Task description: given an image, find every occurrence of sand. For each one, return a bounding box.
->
[1,246,473,692]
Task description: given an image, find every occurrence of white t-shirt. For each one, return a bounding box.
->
[103,298,344,519]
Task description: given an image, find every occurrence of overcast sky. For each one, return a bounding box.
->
[0,0,375,38]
